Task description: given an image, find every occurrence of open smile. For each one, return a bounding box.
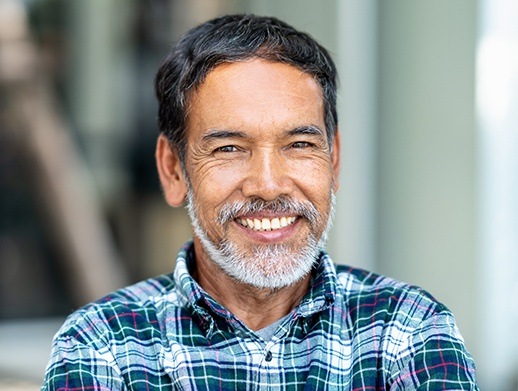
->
[236,216,298,231]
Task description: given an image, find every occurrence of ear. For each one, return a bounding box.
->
[156,134,188,207]
[331,130,341,193]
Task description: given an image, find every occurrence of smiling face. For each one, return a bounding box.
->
[158,59,340,289]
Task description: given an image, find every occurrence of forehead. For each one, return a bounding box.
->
[186,59,325,137]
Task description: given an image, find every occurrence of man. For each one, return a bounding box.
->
[43,14,479,390]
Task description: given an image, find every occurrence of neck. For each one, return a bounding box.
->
[192,242,311,330]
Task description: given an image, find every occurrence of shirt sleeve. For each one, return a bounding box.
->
[41,333,124,391]
[390,312,479,390]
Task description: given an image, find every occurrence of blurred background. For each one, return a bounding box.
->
[0,0,516,390]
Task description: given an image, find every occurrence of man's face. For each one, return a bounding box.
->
[183,59,340,289]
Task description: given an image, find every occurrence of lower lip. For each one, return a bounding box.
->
[234,218,300,243]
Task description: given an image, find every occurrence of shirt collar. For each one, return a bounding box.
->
[173,241,337,319]
[173,241,235,319]
[295,251,337,317]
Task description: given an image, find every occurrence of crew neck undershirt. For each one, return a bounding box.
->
[255,314,290,341]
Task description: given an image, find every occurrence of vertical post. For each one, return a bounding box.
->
[331,0,377,269]
[476,0,518,389]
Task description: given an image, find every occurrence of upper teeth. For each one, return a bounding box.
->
[237,216,297,231]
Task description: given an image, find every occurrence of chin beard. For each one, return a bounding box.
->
[186,191,335,290]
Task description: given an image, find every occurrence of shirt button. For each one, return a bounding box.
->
[265,351,273,362]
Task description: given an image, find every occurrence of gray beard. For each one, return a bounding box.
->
[186,190,335,289]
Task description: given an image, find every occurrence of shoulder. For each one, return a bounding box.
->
[333,264,449,326]
[55,273,183,346]
[332,265,478,388]
[98,272,182,308]
[43,274,186,388]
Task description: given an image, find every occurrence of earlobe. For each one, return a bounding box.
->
[156,134,188,206]
[331,131,341,192]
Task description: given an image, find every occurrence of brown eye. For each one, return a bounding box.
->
[291,141,311,149]
[215,145,239,153]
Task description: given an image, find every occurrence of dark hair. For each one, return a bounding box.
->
[155,14,338,164]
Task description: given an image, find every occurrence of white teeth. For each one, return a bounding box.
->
[238,216,297,231]
[271,218,280,229]
[246,218,254,228]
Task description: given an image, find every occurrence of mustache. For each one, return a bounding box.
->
[216,196,320,225]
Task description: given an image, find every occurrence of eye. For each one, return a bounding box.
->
[215,145,239,153]
[291,141,312,149]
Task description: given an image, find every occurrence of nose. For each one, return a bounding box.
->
[241,148,292,201]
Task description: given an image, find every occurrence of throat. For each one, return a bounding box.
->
[215,276,310,331]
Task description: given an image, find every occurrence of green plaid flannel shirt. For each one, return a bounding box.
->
[42,241,479,390]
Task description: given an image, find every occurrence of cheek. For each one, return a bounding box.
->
[292,167,335,222]
[288,159,334,193]
[191,166,244,213]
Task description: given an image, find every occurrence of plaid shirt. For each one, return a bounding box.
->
[42,241,478,390]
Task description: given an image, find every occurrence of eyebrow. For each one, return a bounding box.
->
[201,129,248,142]
[201,125,325,143]
[285,125,325,137]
